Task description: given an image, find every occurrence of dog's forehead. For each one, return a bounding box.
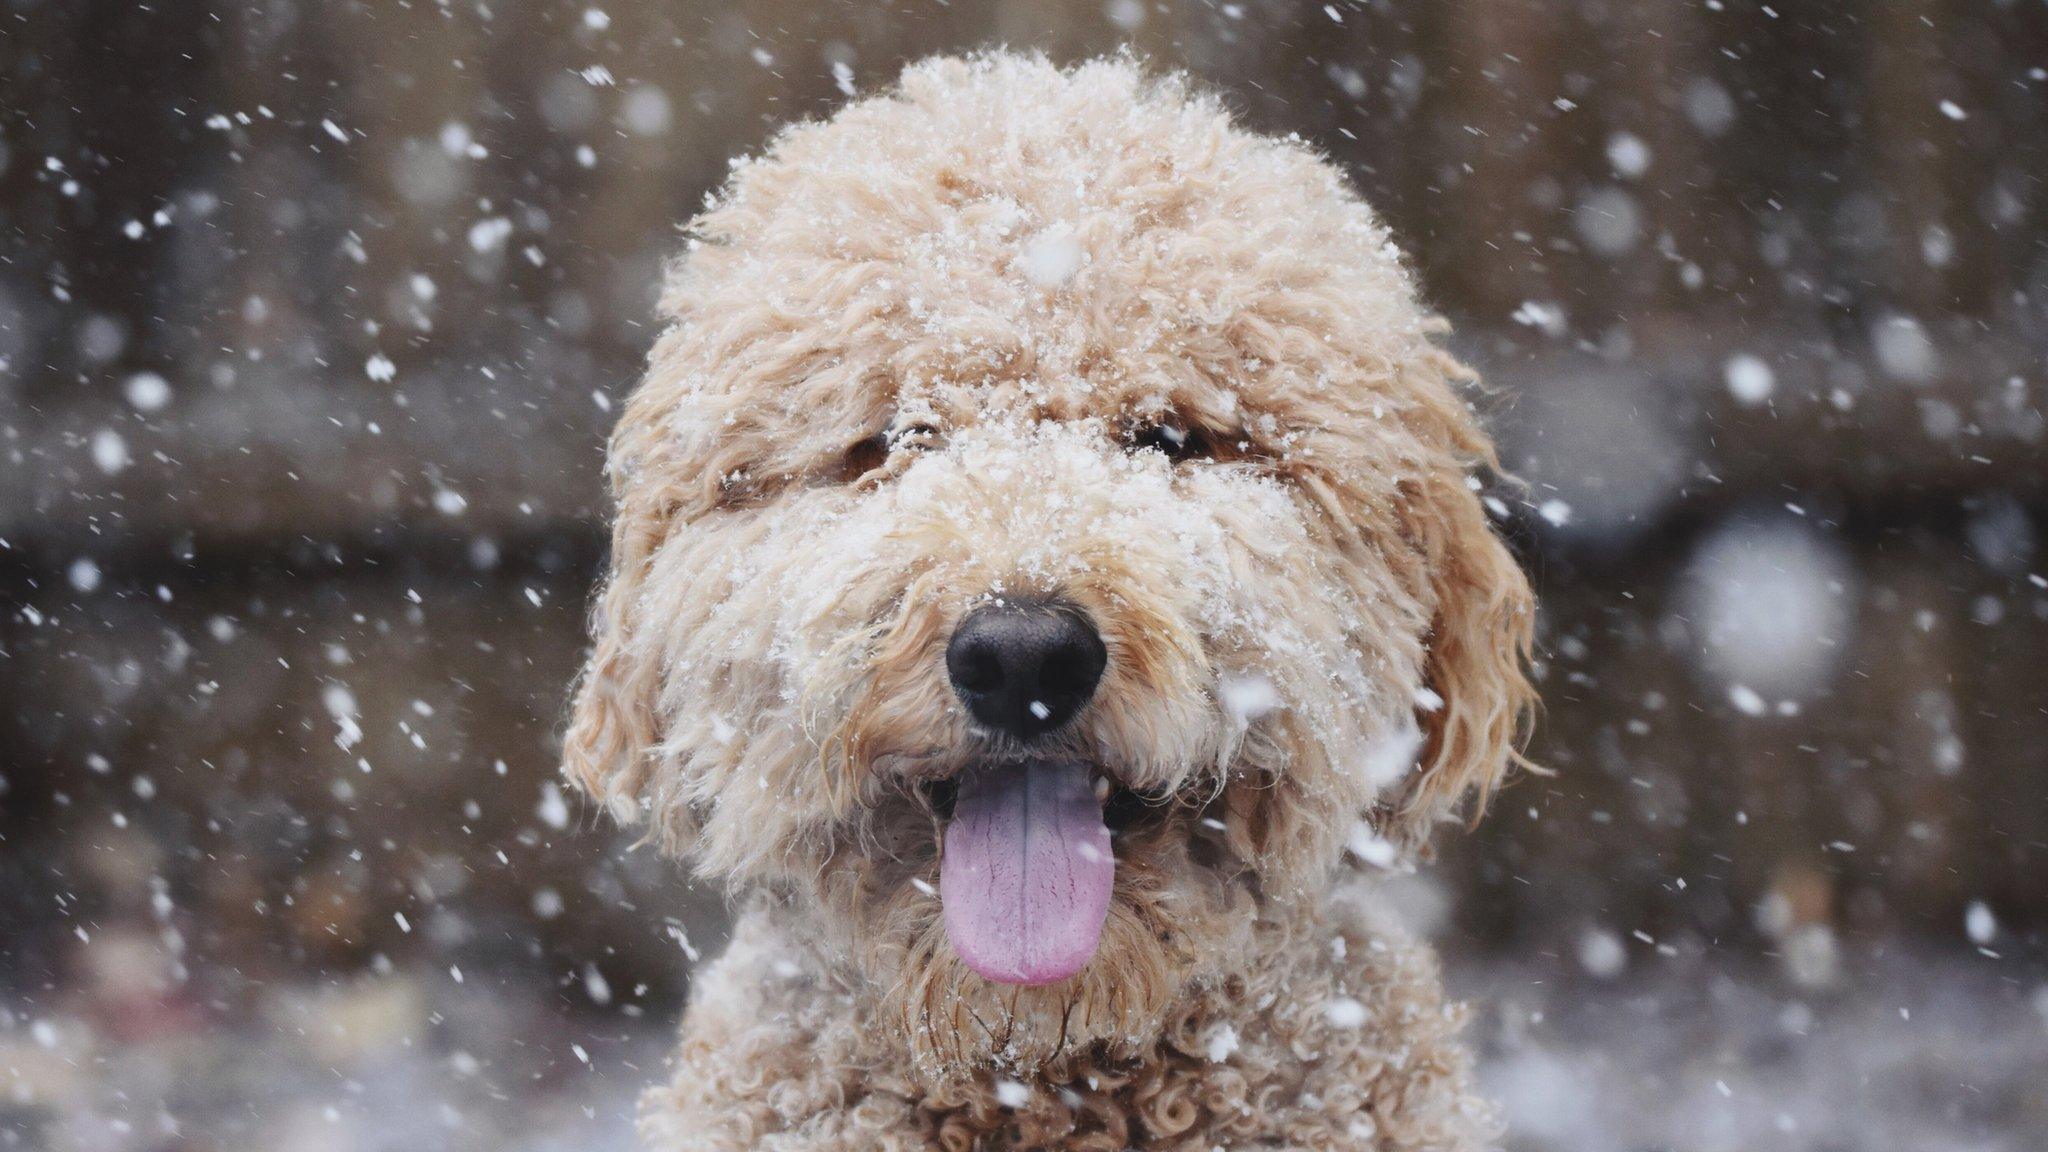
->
[761,179,1335,433]
[675,57,1436,449]
[877,205,1207,419]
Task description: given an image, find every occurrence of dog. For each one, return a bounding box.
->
[563,52,1536,1152]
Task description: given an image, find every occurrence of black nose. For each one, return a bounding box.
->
[945,602,1107,741]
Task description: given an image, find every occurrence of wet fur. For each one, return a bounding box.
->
[563,52,1536,1151]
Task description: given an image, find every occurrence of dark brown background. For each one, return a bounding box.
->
[2,2,2044,1149]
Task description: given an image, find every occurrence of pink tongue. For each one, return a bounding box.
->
[940,760,1114,986]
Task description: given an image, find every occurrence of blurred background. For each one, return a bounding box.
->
[2,1,2044,1149]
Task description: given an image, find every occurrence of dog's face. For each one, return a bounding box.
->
[564,56,1533,1077]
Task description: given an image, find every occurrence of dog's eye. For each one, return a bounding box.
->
[838,432,890,482]
[833,422,942,485]
[1128,421,1210,463]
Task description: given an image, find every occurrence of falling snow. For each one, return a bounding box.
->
[2,9,2041,1152]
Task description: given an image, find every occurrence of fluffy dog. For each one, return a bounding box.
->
[563,52,1536,1152]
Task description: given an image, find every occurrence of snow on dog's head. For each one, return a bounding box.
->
[563,52,1534,1076]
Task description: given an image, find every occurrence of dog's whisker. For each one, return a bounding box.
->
[995,990,1019,1054]
[962,995,1001,1050]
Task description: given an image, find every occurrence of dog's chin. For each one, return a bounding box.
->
[841,757,1258,1081]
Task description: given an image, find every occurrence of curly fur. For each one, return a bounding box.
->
[562,52,1536,1150]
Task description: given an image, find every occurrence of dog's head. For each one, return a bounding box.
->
[564,54,1533,1077]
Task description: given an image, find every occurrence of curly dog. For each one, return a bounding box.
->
[564,52,1536,1152]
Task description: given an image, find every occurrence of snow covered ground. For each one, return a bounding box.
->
[1463,950,2048,1152]
[6,944,2040,1151]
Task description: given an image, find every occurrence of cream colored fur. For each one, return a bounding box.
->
[563,52,1536,1151]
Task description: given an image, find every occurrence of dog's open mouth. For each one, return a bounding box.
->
[927,759,1146,987]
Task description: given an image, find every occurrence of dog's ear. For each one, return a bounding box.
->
[561,496,674,841]
[560,323,733,853]
[560,457,694,849]
[1382,351,1539,852]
